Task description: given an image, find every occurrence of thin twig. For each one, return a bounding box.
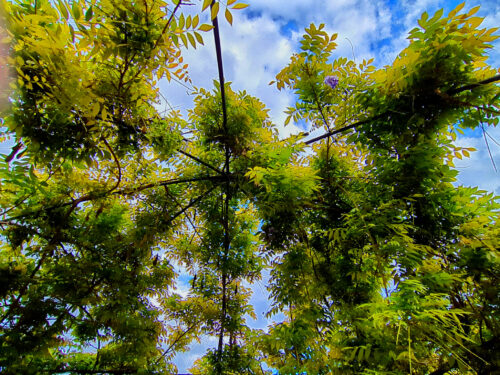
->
[304,113,384,145]
[164,186,210,250]
[152,1,183,51]
[153,321,199,366]
[484,129,500,148]
[167,184,218,225]
[481,124,497,172]
[102,138,122,192]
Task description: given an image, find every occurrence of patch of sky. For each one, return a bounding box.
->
[280,20,299,38]
[369,37,393,56]
[244,8,264,20]
[178,271,193,285]
[294,117,309,131]
[459,126,483,138]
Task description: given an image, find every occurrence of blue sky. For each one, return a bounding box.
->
[163,0,500,372]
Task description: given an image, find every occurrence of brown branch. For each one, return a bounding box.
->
[211,1,228,135]
[4,142,23,163]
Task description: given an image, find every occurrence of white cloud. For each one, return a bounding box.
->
[159,0,403,136]
[159,9,303,137]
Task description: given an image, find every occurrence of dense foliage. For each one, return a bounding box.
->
[0,1,499,374]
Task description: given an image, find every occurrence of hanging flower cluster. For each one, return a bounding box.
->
[324,75,339,89]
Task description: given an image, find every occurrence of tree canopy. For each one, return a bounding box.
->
[0,1,499,374]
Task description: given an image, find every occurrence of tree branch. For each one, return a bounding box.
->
[178,149,225,175]
[102,138,122,192]
[303,74,500,145]
[152,1,183,51]
[49,369,138,374]
[164,186,211,250]
[447,74,500,95]
[4,142,23,163]
[153,321,199,366]
[211,1,228,135]
[304,113,385,145]
[2,175,229,223]
[167,184,218,225]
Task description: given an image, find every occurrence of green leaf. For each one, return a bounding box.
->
[72,1,81,20]
[57,0,69,20]
[187,32,196,48]
[192,15,200,28]
[225,8,233,25]
[198,24,214,32]
[202,0,212,12]
[232,3,249,10]
[85,6,93,22]
[211,2,220,20]
[178,14,185,29]
[194,31,204,45]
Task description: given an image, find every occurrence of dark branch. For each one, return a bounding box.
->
[2,176,229,223]
[211,1,228,135]
[164,187,211,250]
[117,175,229,196]
[48,369,138,374]
[210,2,231,366]
[152,1,183,51]
[154,321,199,366]
[102,138,122,193]
[178,149,225,175]
[304,113,385,145]
[303,74,500,145]
[167,184,218,225]
[447,74,500,95]
[4,142,23,163]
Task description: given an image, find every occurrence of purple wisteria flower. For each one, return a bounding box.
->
[324,75,339,89]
